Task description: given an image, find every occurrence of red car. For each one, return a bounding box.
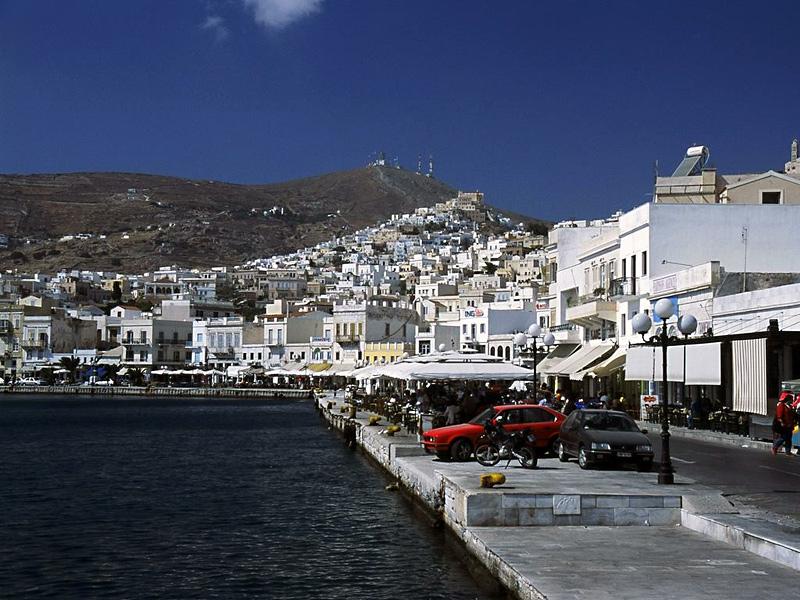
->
[422,404,565,461]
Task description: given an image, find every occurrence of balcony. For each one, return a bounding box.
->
[335,334,362,344]
[566,299,618,329]
[608,277,637,298]
[21,338,46,348]
[122,338,149,346]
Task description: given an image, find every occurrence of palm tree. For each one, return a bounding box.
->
[104,363,121,385]
[128,367,145,387]
[59,357,81,383]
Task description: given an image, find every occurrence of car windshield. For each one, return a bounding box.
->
[469,407,497,424]
[583,413,638,432]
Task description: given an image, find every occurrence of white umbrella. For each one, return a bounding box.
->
[386,361,536,381]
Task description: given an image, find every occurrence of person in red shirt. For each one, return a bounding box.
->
[772,393,795,455]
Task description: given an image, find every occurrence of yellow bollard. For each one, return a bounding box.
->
[480,473,506,488]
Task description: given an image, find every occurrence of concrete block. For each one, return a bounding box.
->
[518,508,554,526]
[503,508,520,526]
[554,514,583,526]
[553,494,581,515]
[465,493,503,526]
[580,508,616,526]
[629,496,664,508]
[502,494,536,509]
[597,496,629,508]
[580,495,597,508]
[614,507,680,526]
[682,493,737,514]
[534,495,554,508]
[613,507,654,526]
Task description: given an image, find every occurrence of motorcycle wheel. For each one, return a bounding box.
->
[517,447,538,469]
[475,444,500,466]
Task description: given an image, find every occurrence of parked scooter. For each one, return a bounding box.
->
[474,418,538,469]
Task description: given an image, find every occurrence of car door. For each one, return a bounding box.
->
[495,408,525,433]
[522,407,559,443]
[562,412,583,453]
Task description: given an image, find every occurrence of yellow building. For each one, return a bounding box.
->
[363,341,413,365]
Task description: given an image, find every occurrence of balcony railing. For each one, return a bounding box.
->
[609,277,636,297]
[21,339,45,348]
[549,324,576,332]
[123,338,149,345]
[335,334,362,343]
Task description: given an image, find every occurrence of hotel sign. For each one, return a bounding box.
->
[652,274,677,295]
[462,308,485,318]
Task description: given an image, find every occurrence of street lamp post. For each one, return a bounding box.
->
[632,299,697,484]
[525,323,555,387]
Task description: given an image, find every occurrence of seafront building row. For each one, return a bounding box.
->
[3,140,800,426]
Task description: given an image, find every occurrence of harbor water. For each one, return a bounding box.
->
[0,395,507,599]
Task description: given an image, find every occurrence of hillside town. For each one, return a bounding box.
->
[3,140,800,431]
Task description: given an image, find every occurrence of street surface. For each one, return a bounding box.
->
[647,431,800,523]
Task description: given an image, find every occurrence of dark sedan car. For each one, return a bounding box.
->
[557,410,654,471]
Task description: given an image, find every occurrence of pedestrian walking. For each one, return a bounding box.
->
[772,392,795,456]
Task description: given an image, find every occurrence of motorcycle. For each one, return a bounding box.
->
[474,419,538,469]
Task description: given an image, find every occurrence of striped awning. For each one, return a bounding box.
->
[553,343,615,378]
[732,338,767,416]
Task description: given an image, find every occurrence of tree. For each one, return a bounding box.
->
[128,367,145,386]
[59,356,81,383]
[112,281,123,303]
[483,262,498,275]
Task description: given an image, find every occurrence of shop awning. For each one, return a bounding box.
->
[537,343,580,375]
[732,338,767,415]
[571,346,627,381]
[552,343,615,378]
[625,342,721,386]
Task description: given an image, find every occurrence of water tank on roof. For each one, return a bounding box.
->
[671,145,710,177]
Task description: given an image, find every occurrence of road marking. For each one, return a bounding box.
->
[671,456,696,464]
[759,465,800,478]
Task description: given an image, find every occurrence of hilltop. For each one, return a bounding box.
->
[0,166,549,273]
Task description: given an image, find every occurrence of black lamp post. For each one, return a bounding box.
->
[632,300,697,484]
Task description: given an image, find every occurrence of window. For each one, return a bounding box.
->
[641,251,648,276]
[173,351,180,362]
[267,329,273,344]
[140,331,147,343]
[384,323,390,337]
[761,190,782,204]
[277,330,283,345]
[479,323,485,334]
[197,332,203,343]
[620,314,626,336]
[523,408,556,423]
[140,350,148,361]
[621,258,627,279]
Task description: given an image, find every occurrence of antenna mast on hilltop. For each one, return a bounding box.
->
[417,154,422,174]
[427,154,434,178]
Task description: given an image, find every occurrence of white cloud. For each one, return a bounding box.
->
[242,0,324,29]
[201,14,230,42]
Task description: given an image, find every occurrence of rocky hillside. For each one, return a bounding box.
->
[0,166,548,273]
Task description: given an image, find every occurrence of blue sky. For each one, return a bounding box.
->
[2,0,799,221]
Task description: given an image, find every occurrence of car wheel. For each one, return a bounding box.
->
[557,441,570,462]
[435,451,451,461]
[578,446,592,470]
[637,459,653,473]
[548,438,560,457]
[450,438,473,462]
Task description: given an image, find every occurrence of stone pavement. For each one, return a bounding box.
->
[468,525,792,600]
[318,394,800,598]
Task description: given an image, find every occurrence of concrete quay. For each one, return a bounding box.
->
[0,385,311,399]
[319,396,800,598]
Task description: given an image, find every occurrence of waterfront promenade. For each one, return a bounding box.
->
[319,394,799,599]
[0,385,312,399]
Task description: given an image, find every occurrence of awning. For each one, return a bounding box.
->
[537,343,580,375]
[571,346,627,380]
[625,342,722,385]
[385,361,536,381]
[732,338,767,415]
[552,343,614,378]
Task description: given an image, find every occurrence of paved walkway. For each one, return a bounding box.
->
[470,525,792,600]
